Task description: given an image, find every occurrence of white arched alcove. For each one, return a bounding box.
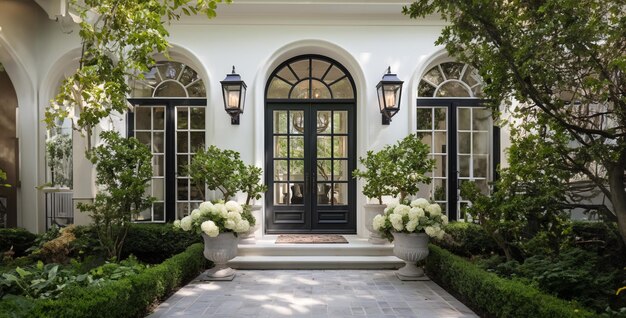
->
[252,39,370,237]
[0,33,39,232]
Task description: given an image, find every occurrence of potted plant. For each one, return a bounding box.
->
[174,200,252,280]
[238,164,268,244]
[353,149,396,244]
[187,145,245,201]
[373,198,448,280]
[353,134,434,244]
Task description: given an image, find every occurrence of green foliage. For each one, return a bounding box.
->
[240,165,268,205]
[460,129,572,261]
[45,134,72,188]
[0,229,37,258]
[426,245,596,318]
[78,131,154,261]
[353,149,396,204]
[0,168,9,188]
[187,145,245,200]
[403,0,626,246]
[45,0,229,144]
[354,134,434,203]
[0,243,207,318]
[121,223,201,264]
[433,222,499,257]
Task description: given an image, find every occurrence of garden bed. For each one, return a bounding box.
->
[0,242,207,318]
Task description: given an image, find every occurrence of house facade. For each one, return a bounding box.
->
[0,0,507,236]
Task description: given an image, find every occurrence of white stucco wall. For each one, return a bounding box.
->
[2,0,514,234]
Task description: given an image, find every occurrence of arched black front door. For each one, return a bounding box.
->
[265,55,356,233]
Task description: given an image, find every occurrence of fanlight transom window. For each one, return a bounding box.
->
[132,61,206,98]
[266,56,355,100]
[418,62,483,98]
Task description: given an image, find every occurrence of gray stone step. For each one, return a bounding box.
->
[237,243,395,257]
[228,255,405,270]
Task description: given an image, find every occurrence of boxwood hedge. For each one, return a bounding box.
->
[426,245,598,318]
[0,243,207,318]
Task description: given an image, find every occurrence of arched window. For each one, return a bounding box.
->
[416,61,495,222]
[266,56,354,100]
[131,61,206,98]
[418,62,482,98]
[128,61,207,223]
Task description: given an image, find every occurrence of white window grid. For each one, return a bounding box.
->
[416,106,449,213]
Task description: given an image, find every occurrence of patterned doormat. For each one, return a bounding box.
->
[275,234,348,244]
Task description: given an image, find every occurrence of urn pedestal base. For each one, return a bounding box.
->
[392,232,430,281]
[202,232,239,281]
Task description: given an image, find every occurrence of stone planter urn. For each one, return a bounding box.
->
[201,232,239,281]
[392,232,429,281]
[239,205,262,245]
[364,204,387,244]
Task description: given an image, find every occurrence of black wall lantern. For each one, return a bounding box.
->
[220,66,247,125]
[376,66,404,125]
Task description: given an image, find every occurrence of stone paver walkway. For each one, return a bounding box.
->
[149,270,478,318]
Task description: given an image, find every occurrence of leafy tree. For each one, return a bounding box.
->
[404,0,626,244]
[187,146,245,200]
[44,0,228,148]
[461,127,574,261]
[46,134,73,188]
[353,150,396,204]
[354,134,434,203]
[240,165,268,206]
[78,131,154,261]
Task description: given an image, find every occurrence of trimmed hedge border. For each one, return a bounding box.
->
[0,243,207,318]
[426,245,598,318]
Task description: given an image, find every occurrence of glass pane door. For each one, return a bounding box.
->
[175,106,206,219]
[457,107,491,221]
[416,107,448,213]
[133,105,166,222]
[266,105,355,233]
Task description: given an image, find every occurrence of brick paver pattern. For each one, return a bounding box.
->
[149,270,478,318]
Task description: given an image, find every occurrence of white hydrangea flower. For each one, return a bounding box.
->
[435,227,445,239]
[441,215,449,225]
[424,226,436,237]
[426,203,442,216]
[215,204,229,218]
[387,202,398,210]
[235,219,250,233]
[173,219,181,229]
[208,204,219,215]
[372,214,386,231]
[227,211,242,221]
[405,219,418,232]
[225,219,237,230]
[201,220,219,237]
[199,201,213,213]
[180,216,192,231]
[190,209,202,221]
[410,198,430,208]
[408,207,424,221]
[225,200,243,213]
[394,204,410,216]
[389,213,404,231]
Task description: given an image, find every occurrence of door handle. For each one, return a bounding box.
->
[305,173,309,194]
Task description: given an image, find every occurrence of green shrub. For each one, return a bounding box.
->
[0,243,207,318]
[568,221,626,268]
[433,222,499,257]
[0,228,37,257]
[121,223,201,264]
[426,245,596,318]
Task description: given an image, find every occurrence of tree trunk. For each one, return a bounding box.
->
[607,164,626,246]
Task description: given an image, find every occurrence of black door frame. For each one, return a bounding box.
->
[264,101,357,234]
[416,98,500,221]
[127,98,206,222]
